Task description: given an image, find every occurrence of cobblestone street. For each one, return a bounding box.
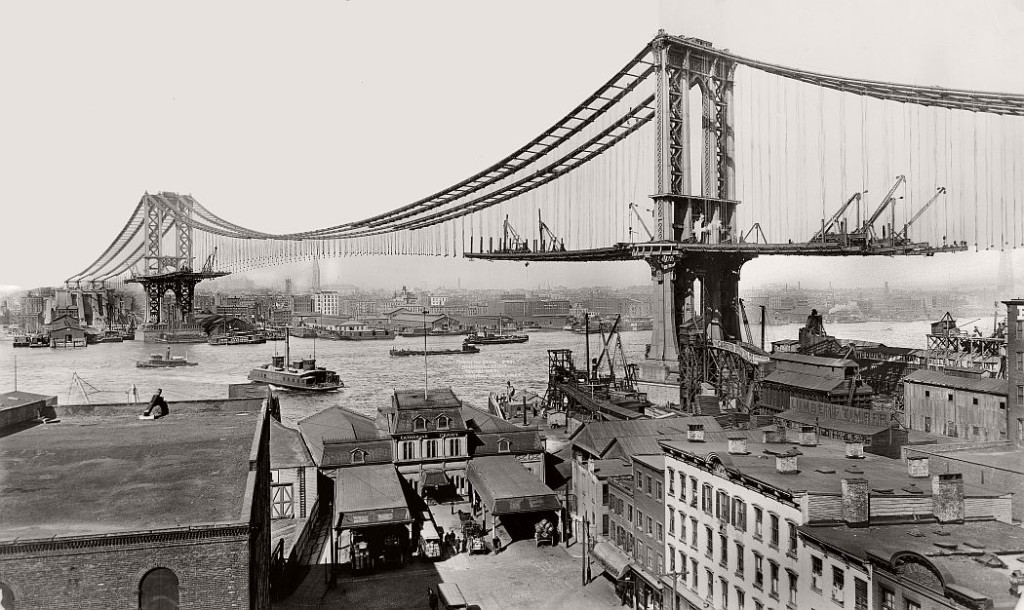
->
[275,538,624,610]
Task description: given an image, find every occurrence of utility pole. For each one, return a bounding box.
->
[581,515,589,586]
[422,309,429,399]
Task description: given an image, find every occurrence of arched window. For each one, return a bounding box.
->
[0,581,15,609]
[139,568,179,610]
[351,449,366,464]
[498,438,511,453]
[413,417,426,432]
[437,415,450,430]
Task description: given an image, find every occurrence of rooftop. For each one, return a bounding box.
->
[270,418,314,470]
[392,388,463,410]
[660,439,1007,499]
[0,391,56,410]
[761,370,850,393]
[0,402,263,542]
[770,352,857,368]
[909,444,1024,475]
[570,416,723,459]
[903,369,1007,396]
[801,520,1024,610]
[632,454,666,471]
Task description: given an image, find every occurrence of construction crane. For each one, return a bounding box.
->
[810,191,863,243]
[502,215,527,252]
[628,202,654,241]
[202,246,218,273]
[538,211,564,252]
[895,187,946,241]
[860,175,906,241]
[594,315,622,376]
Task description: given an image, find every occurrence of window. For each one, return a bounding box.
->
[602,483,609,506]
[1018,385,1024,407]
[351,449,366,464]
[717,490,730,520]
[787,520,798,555]
[668,468,676,495]
[646,474,652,494]
[690,477,698,507]
[702,484,713,514]
[705,526,714,558]
[656,480,663,500]
[769,561,779,598]
[401,440,416,460]
[924,416,932,433]
[637,509,643,529]
[706,569,714,602]
[754,601,763,610]
[787,570,797,605]
[635,472,642,489]
[657,554,663,575]
[753,506,763,538]
[736,587,745,610]
[497,438,511,453]
[414,417,426,431]
[735,542,744,577]
[647,516,653,535]
[691,558,699,588]
[720,534,728,567]
[272,483,294,518]
[731,498,747,531]
[769,513,779,548]
[721,578,730,610]
[657,522,664,542]
[627,505,633,522]
[437,415,450,430]
[668,509,676,537]
[753,553,764,589]
[855,578,868,610]
[881,587,895,610]
[811,556,823,592]
[447,437,461,456]
[424,439,439,458]
[690,517,698,547]
[647,545,653,570]
[668,544,676,571]
[832,567,845,603]
[140,568,179,610]
[947,393,954,402]
[1018,352,1024,372]
[925,390,930,397]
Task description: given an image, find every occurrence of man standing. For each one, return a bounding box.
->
[140,388,169,419]
[427,587,438,610]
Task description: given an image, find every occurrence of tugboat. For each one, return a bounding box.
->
[137,347,197,368]
[209,331,267,346]
[247,333,343,391]
[463,318,529,345]
[389,344,480,357]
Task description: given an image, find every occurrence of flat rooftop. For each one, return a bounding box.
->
[910,444,1024,475]
[0,405,261,542]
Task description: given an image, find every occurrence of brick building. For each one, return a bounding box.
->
[0,396,272,609]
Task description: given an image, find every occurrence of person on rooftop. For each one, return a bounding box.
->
[139,388,169,420]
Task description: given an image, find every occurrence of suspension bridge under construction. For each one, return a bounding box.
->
[64,31,1024,411]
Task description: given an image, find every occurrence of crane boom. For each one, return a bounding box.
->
[503,215,522,250]
[899,187,946,238]
[864,175,906,228]
[811,191,862,242]
[629,202,654,240]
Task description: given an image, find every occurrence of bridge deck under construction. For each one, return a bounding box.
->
[552,380,646,421]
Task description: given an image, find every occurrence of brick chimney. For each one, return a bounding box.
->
[727,435,749,455]
[799,426,818,447]
[841,478,870,527]
[845,440,865,459]
[762,425,787,444]
[932,473,965,524]
[775,450,799,474]
[687,423,705,442]
[907,456,930,478]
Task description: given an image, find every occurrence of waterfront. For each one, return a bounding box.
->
[0,317,994,427]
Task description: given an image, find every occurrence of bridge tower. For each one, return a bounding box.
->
[633,34,751,410]
[128,193,226,341]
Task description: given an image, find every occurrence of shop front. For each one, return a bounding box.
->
[591,541,634,604]
[466,456,562,547]
[335,464,414,573]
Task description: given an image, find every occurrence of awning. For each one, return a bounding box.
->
[335,464,412,529]
[421,470,450,488]
[467,455,561,516]
[592,542,632,580]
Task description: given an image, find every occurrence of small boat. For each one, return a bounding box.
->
[209,331,267,346]
[14,334,49,348]
[247,329,343,391]
[96,330,125,343]
[463,331,529,345]
[263,327,287,341]
[397,328,465,338]
[389,344,480,357]
[137,348,197,368]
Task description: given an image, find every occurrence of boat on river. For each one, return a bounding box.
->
[389,344,480,357]
[13,334,48,348]
[248,355,344,391]
[137,348,197,368]
[463,331,529,345]
[209,331,267,346]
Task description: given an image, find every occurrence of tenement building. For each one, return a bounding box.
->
[657,433,1013,610]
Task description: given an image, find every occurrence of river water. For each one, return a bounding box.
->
[0,318,995,427]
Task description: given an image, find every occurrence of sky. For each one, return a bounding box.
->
[2,0,1024,293]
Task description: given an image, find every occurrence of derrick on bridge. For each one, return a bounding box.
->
[68,31,1024,405]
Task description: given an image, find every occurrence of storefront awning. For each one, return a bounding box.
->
[335,464,412,529]
[592,542,632,580]
[467,455,561,516]
[421,470,450,488]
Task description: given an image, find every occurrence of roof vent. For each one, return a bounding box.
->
[907,456,929,478]
[873,488,894,495]
[727,436,749,455]
[845,467,864,474]
[687,424,706,442]
[845,440,865,459]
[815,467,836,474]
[902,484,924,495]
[933,541,958,550]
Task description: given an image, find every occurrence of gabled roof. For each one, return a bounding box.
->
[270,418,315,469]
[570,416,723,459]
[762,370,850,393]
[771,352,857,368]
[321,439,394,467]
[460,404,543,455]
[298,406,387,464]
[903,369,1007,396]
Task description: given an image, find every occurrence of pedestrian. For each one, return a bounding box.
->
[139,388,169,420]
[427,587,438,610]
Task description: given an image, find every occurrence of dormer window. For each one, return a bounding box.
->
[498,438,511,453]
[414,417,427,432]
[437,415,450,430]
[351,449,366,464]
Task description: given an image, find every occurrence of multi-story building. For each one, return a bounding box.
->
[1002,298,1024,446]
[312,291,341,316]
[291,294,314,315]
[658,433,1013,610]
[760,353,874,412]
[903,369,1007,440]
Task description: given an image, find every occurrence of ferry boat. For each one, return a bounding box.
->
[209,331,267,346]
[137,348,197,368]
[389,344,480,357]
[248,354,343,391]
[263,327,287,341]
[463,330,529,345]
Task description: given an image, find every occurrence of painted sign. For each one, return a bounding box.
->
[789,398,891,428]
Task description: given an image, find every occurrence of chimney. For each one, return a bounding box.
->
[763,425,787,444]
[907,456,930,478]
[845,440,865,459]
[687,423,705,442]
[841,478,870,527]
[799,426,818,447]
[727,436,749,455]
[932,473,965,524]
[775,450,799,474]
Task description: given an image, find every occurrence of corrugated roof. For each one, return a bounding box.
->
[335,464,410,521]
[270,418,315,469]
[762,370,848,392]
[570,416,722,458]
[321,439,394,467]
[466,455,560,516]
[771,352,857,368]
[903,369,1007,395]
[775,409,893,436]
